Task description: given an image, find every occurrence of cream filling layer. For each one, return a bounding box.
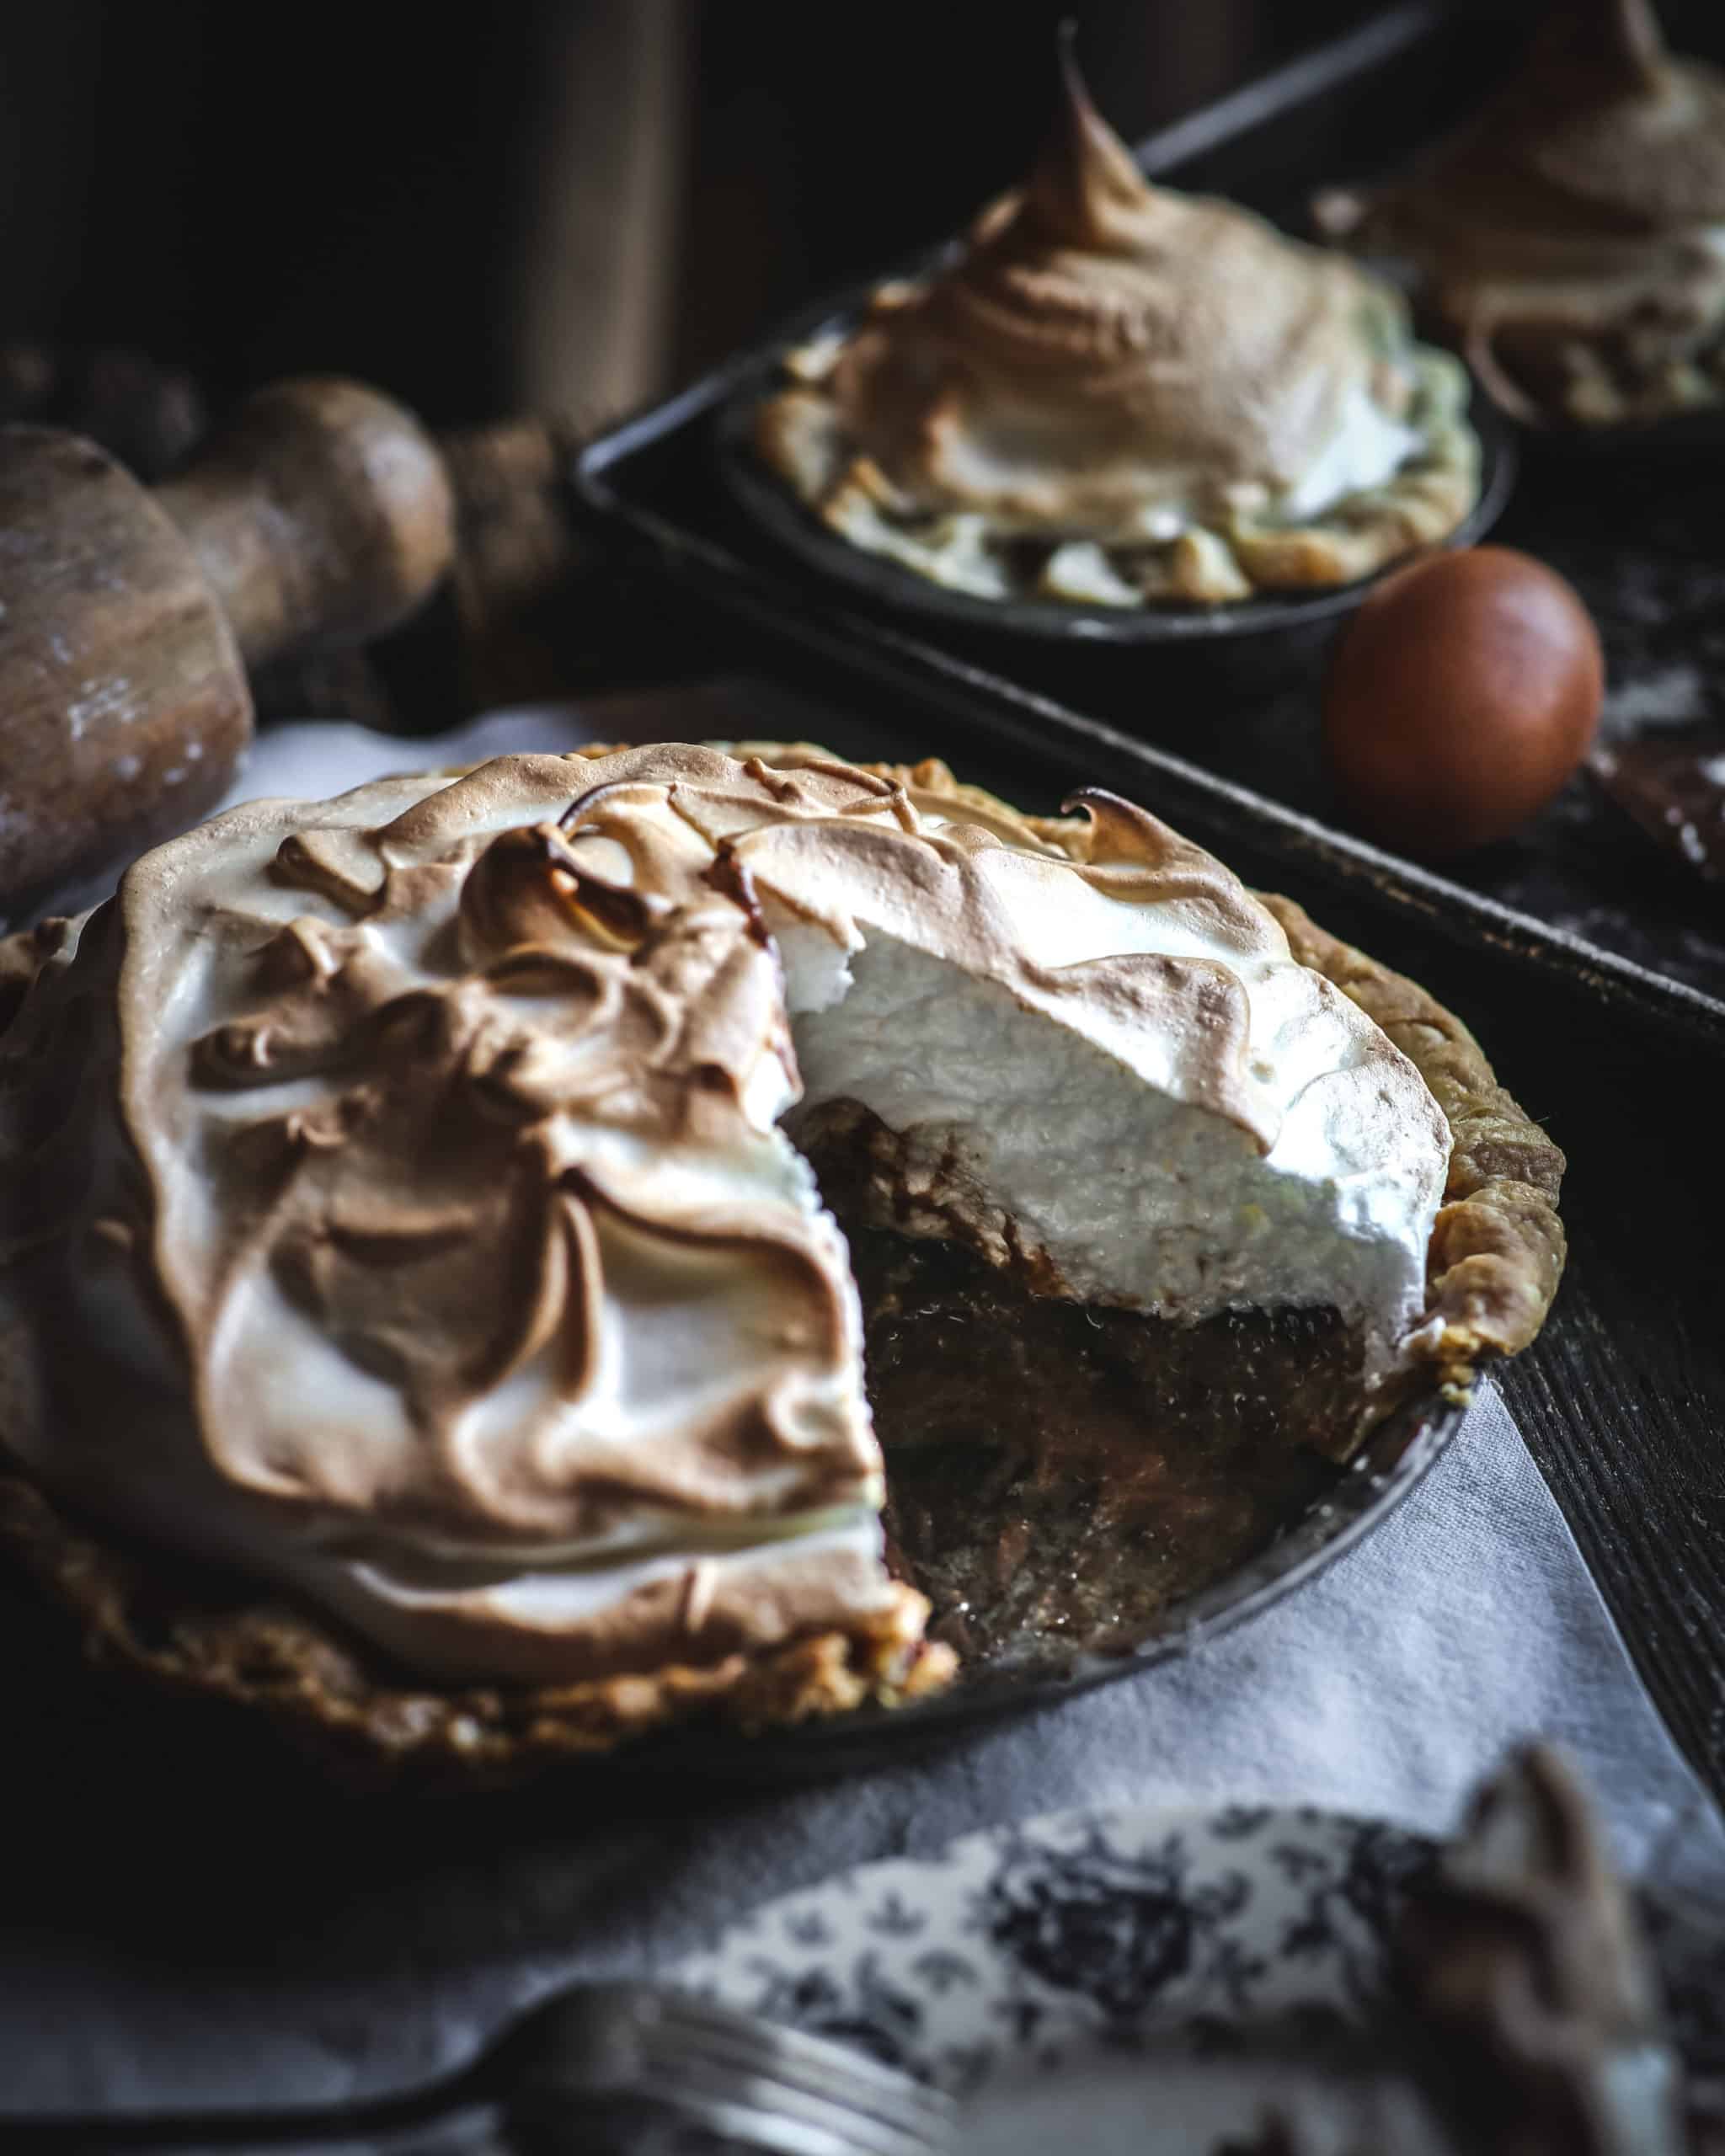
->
[777,923,1441,1364]
[1278,383,1423,520]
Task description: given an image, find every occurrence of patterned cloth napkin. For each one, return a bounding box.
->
[5,711,1718,2114]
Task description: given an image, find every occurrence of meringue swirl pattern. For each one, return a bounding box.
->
[0,746,1450,1688]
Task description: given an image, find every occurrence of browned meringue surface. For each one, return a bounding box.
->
[0,744,1459,1700]
[1338,0,1725,427]
[0,755,905,1688]
[755,60,1477,604]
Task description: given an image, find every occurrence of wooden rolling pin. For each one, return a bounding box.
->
[0,376,455,911]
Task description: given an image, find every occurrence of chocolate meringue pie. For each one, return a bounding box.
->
[0,745,1562,1777]
[753,54,1480,607]
[1326,0,1725,430]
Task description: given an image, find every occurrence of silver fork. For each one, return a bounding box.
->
[8,1980,957,2156]
[502,1981,956,2155]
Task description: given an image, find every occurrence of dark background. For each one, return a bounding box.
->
[0,0,1401,429]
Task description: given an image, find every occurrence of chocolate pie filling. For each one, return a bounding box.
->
[806,1134,1367,1668]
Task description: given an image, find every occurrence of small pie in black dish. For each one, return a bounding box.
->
[736,47,1493,642]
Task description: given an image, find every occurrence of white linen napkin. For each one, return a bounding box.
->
[6,708,1717,2114]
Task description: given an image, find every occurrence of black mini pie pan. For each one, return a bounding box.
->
[713,302,1517,681]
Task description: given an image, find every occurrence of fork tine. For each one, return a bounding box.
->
[655,1991,955,2135]
[644,2034,949,2153]
[656,2039,949,2146]
[509,1982,948,2113]
[660,1991,951,2093]
[638,2041,949,2156]
[504,1982,953,2153]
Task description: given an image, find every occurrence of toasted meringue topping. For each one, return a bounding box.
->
[832,56,1416,535]
[1346,0,1725,425]
[754,51,1478,601]
[0,746,1450,1684]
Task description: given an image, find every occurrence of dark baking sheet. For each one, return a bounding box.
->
[572,0,1725,1045]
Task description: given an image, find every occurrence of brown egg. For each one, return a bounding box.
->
[1322,547,1604,857]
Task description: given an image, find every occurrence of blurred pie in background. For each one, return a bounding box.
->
[1322,0,1725,430]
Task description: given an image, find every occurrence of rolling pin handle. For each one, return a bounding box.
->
[154,376,458,671]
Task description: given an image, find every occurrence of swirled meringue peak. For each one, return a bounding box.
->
[0,745,1450,1689]
[1331,0,1725,427]
[756,51,1478,604]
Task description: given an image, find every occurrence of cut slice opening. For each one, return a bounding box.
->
[800,1107,1393,1668]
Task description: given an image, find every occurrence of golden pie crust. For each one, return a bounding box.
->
[1258,892,1566,1383]
[0,754,1563,1785]
[0,1472,949,1789]
[758,341,1479,606]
